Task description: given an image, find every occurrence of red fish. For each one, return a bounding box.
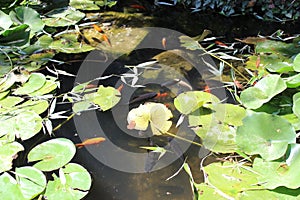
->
[92,24,104,33]
[204,85,211,93]
[117,84,124,92]
[256,55,261,68]
[129,92,168,104]
[130,4,146,10]
[162,37,167,49]
[75,137,106,148]
[215,40,228,47]
[102,34,112,47]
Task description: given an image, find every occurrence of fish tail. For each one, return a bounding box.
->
[102,34,112,47]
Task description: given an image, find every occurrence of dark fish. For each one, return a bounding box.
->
[160,79,180,87]
[129,92,158,104]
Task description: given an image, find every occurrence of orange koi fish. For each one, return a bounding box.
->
[76,137,106,148]
[117,84,124,92]
[92,24,104,33]
[102,34,112,47]
[155,92,168,99]
[256,55,261,68]
[234,80,244,90]
[215,40,228,47]
[162,37,167,49]
[204,85,211,93]
[130,4,146,10]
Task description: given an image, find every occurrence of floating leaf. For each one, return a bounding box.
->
[293,53,300,72]
[0,173,25,200]
[0,71,18,92]
[17,99,49,114]
[15,167,46,199]
[28,138,76,171]
[13,73,46,95]
[0,10,12,30]
[50,34,94,53]
[0,24,30,46]
[239,188,300,200]
[72,100,91,114]
[9,6,44,34]
[0,96,23,109]
[44,163,91,200]
[29,79,57,97]
[293,92,300,118]
[240,75,287,109]
[195,183,227,200]
[236,112,296,161]
[43,8,85,27]
[179,35,202,50]
[127,103,173,135]
[286,73,300,88]
[203,162,263,198]
[174,91,220,115]
[0,142,24,173]
[70,0,100,10]
[253,144,300,189]
[85,85,120,111]
[0,90,9,100]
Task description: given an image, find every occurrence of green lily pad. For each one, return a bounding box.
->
[203,162,263,198]
[0,72,18,92]
[239,188,300,200]
[253,144,300,189]
[0,142,24,173]
[9,6,44,34]
[70,0,100,10]
[73,100,92,114]
[28,138,76,171]
[43,8,85,27]
[240,75,287,109]
[179,35,202,50]
[50,34,94,53]
[174,91,220,115]
[286,73,300,88]
[85,85,121,111]
[292,92,300,118]
[236,112,296,161]
[0,10,13,30]
[0,96,23,109]
[13,73,46,95]
[29,79,57,97]
[196,183,227,200]
[0,24,30,46]
[15,167,46,199]
[44,163,91,200]
[293,53,300,72]
[0,173,26,200]
[17,99,49,114]
[22,35,53,55]
[256,40,300,57]
[0,90,9,100]
[281,114,300,131]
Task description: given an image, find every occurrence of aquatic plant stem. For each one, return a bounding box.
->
[53,113,76,132]
[164,131,202,147]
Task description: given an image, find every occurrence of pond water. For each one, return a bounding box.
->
[53,6,298,200]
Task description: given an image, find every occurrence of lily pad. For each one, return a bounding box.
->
[72,100,92,114]
[17,99,49,114]
[174,91,220,115]
[240,75,287,109]
[0,24,30,46]
[0,142,24,173]
[0,96,23,109]
[9,6,44,34]
[28,138,76,171]
[253,144,300,189]
[85,85,121,111]
[292,92,300,118]
[15,167,46,199]
[44,163,91,200]
[0,173,25,200]
[0,10,12,30]
[236,112,296,161]
[179,35,202,50]
[29,79,57,97]
[203,162,263,198]
[0,90,9,100]
[0,72,17,92]
[239,188,300,200]
[43,8,85,27]
[196,183,227,200]
[50,34,94,53]
[286,73,300,88]
[13,73,46,95]
[293,53,300,72]
[70,0,100,10]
